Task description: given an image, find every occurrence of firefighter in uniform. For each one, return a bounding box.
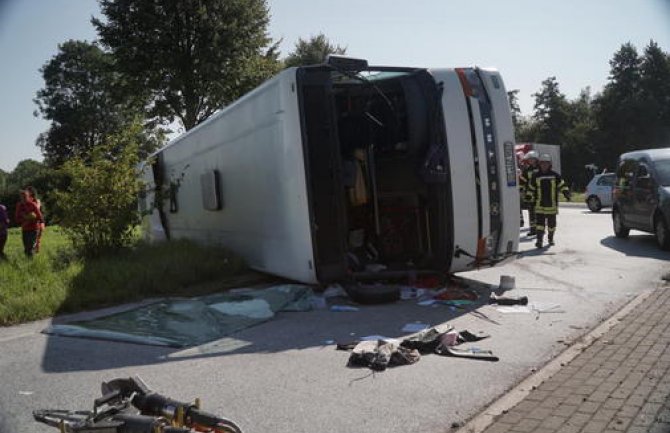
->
[526,153,570,248]
[519,150,539,235]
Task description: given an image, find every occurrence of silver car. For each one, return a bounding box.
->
[585,173,616,212]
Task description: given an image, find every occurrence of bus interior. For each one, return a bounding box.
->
[299,66,453,282]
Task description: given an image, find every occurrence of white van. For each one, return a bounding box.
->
[141,57,520,284]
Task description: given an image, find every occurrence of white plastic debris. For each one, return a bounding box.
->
[323,284,348,298]
[499,275,516,290]
[495,305,532,314]
[365,263,387,273]
[330,305,359,312]
[360,335,401,344]
[310,296,327,309]
[401,322,430,333]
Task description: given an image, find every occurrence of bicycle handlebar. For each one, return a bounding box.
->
[34,376,242,433]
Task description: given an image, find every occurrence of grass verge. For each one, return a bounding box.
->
[0,226,250,326]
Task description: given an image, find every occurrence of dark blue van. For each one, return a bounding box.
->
[612,148,670,250]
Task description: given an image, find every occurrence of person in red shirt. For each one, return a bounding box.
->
[15,189,43,257]
[26,186,45,253]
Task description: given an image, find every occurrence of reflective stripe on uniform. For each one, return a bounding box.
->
[536,205,558,213]
[530,171,567,214]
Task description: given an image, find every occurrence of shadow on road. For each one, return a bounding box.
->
[517,247,557,258]
[39,276,505,373]
[600,234,670,259]
[580,210,612,215]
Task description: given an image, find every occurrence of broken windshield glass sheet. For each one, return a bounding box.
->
[43,285,314,347]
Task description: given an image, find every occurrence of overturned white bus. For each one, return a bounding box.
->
[141,57,520,284]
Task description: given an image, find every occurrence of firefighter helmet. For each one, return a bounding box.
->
[539,153,552,163]
[524,150,539,161]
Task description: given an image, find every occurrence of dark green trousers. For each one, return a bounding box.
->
[22,230,38,257]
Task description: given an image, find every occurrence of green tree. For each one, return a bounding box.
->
[507,89,522,133]
[608,42,642,98]
[6,160,49,191]
[34,40,162,167]
[93,0,280,131]
[532,77,571,145]
[0,160,67,225]
[506,90,543,145]
[592,43,644,168]
[563,88,597,188]
[513,116,542,143]
[639,40,670,147]
[56,122,146,256]
[0,168,8,195]
[284,33,346,68]
[526,79,598,189]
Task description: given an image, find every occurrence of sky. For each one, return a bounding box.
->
[0,0,669,172]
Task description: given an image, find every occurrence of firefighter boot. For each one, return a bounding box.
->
[548,233,555,246]
[535,231,544,248]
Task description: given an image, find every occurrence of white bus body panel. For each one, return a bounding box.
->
[431,68,519,271]
[143,65,519,282]
[479,68,520,262]
[430,69,479,270]
[148,68,317,283]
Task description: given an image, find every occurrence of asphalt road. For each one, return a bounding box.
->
[1,205,669,433]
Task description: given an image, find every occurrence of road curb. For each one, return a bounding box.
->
[455,289,654,433]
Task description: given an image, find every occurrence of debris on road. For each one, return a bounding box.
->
[532,303,564,313]
[322,284,348,299]
[435,346,499,361]
[341,323,498,370]
[499,275,516,290]
[412,275,443,289]
[330,305,360,312]
[360,335,400,343]
[344,283,401,304]
[439,329,461,346]
[347,340,421,371]
[400,286,429,300]
[489,294,529,306]
[495,305,533,314]
[434,285,479,301]
[495,302,564,315]
[401,322,430,333]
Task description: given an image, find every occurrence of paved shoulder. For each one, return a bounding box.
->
[461,286,670,433]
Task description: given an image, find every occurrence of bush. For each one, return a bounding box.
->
[55,123,145,257]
